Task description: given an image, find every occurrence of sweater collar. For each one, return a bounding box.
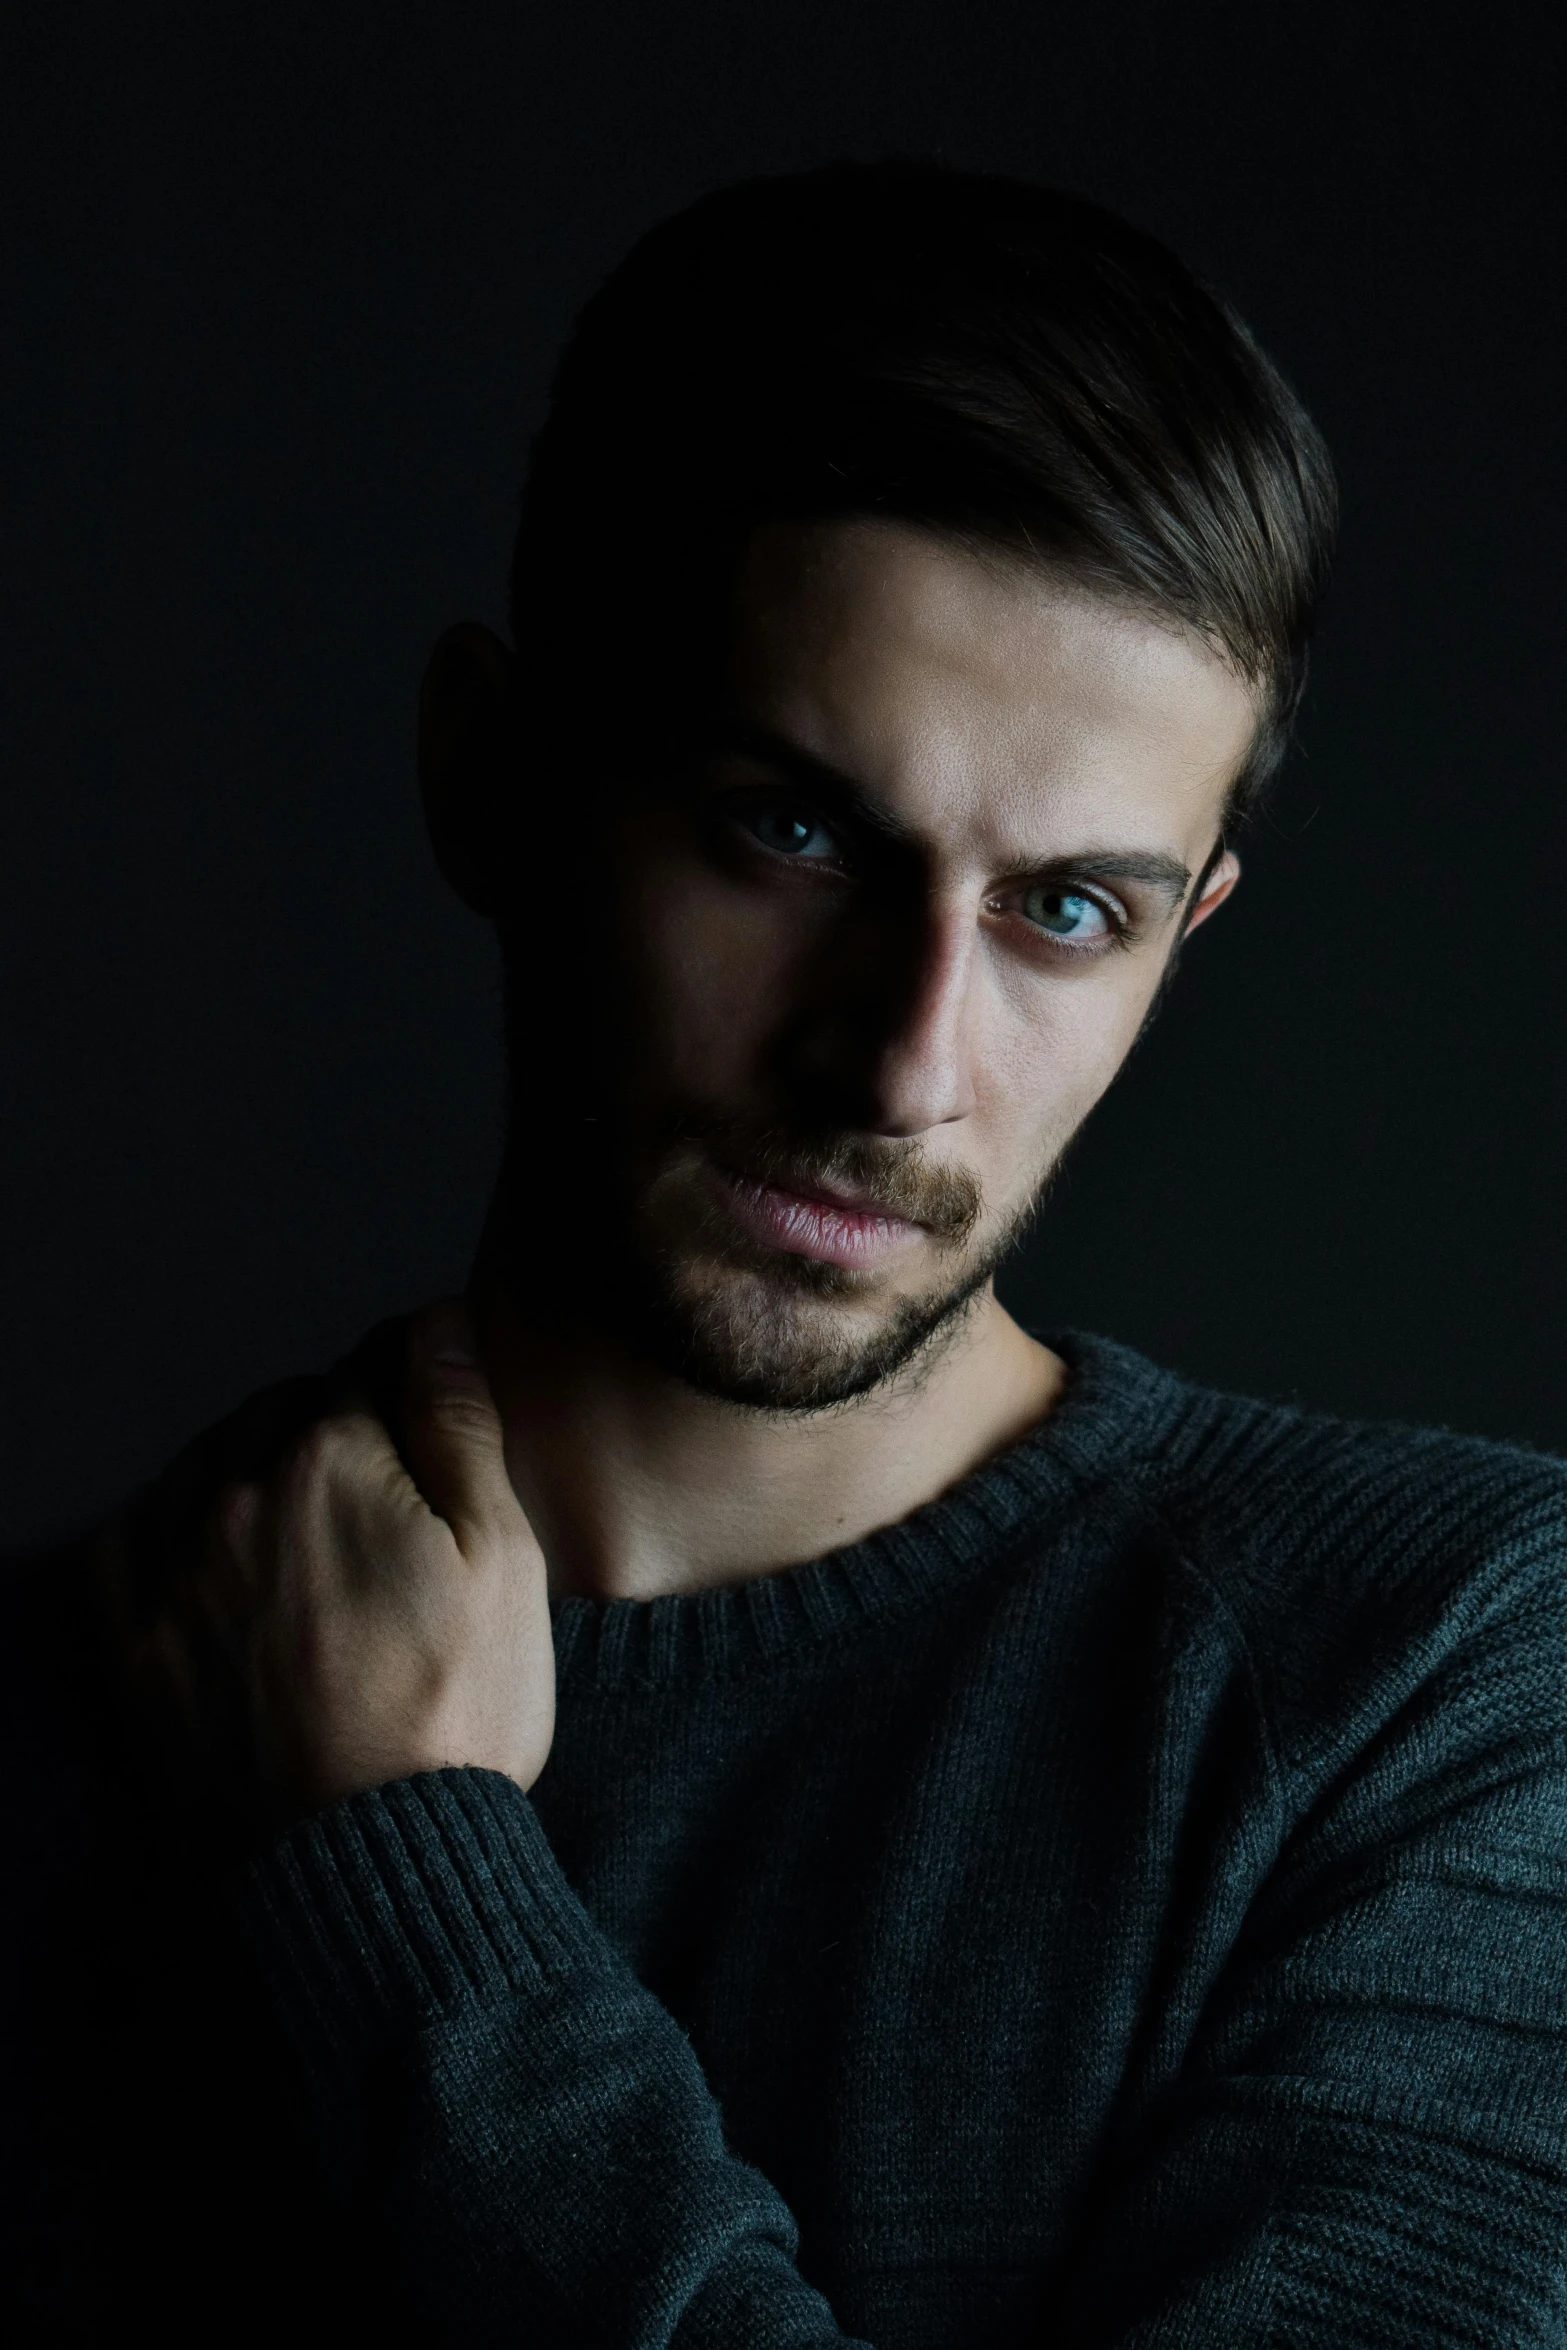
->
[550,1331,1190,1689]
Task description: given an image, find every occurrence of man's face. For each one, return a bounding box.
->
[509,519,1254,1408]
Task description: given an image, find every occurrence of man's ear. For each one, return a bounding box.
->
[418,623,519,916]
[1182,846,1241,938]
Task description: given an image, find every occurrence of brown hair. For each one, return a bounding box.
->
[512,161,1337,818]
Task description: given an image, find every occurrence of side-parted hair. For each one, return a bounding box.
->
[511,161,1337,819]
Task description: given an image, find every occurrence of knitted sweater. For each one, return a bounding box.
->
[8,1333,1567,2342]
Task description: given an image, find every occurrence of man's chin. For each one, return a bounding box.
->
[627,1250,996,1413]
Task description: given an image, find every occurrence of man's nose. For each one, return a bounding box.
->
[778,895,982,1137]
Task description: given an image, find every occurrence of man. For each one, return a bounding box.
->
[7,163,1565,2344]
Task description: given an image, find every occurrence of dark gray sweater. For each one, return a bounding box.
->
[8,1333,1567,2342]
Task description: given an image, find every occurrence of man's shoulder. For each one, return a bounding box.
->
[1056,1330,1567,1554]
[1137,1350,1566,1547]
[1056,1335,1567,1769]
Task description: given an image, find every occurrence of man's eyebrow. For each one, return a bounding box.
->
[1039,849,1193,905]
[704,722,1194,903]
[701,721,923,845]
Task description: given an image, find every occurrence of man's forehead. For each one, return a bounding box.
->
[730,519,1257,856]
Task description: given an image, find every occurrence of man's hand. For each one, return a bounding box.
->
[113,1300,556,1823]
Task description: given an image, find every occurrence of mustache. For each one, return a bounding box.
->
[669,1111,984,1245]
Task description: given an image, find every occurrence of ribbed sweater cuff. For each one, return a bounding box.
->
[239,1767,618,2072]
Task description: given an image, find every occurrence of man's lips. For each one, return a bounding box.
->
[709,1165,926,1270]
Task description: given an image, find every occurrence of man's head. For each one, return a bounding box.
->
[422,163,1336,1409]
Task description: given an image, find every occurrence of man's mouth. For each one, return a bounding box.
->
[709,1164,928,1271]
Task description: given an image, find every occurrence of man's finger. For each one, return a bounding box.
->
[400,1299,520,1554]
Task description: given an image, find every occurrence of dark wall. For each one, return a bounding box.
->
[4,0,1564,1548]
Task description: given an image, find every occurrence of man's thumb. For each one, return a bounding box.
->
[401,1299,518,1550]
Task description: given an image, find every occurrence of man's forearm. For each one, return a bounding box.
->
[242,1767,865,2350]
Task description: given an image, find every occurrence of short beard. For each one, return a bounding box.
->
[495,1097,1054,1415]
[620,1178,1047,1414]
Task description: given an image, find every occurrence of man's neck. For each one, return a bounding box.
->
[470,1275,1064,1605]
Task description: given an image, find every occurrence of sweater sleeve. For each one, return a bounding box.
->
[1056,1530,1567,2348]
[241,1767,868,2350]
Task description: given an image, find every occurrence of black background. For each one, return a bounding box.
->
[3,1,1564,1549]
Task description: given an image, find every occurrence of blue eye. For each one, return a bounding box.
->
[744,803,838,859]
[1021,887,1111,940]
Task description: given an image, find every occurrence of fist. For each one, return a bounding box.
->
[111,1301,554,1822]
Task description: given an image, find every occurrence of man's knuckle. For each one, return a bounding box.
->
[426,1390,498,1442]
[211,1477,262,1550]
[282,1419,336,1483]
[284,1410,374,1489]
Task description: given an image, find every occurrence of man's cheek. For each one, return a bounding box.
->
[632,882,817,1083]
[983,1017,1126,1210]
[1035,977,1155,1117]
